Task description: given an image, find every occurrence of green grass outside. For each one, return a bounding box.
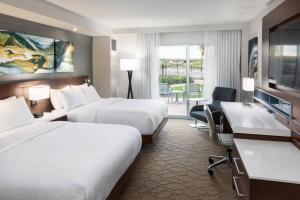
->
[168,83,204,99]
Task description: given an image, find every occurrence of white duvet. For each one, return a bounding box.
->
[0,121,141,200]
[67,98,168,135]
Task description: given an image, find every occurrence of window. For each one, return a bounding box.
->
[159,45,204,117]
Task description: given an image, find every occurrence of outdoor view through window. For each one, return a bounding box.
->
[159,45,204,116]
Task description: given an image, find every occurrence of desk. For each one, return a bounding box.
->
[235,138,300,184]
[222,102,300,199]
[221,102,291,139]
[233,138,300,200]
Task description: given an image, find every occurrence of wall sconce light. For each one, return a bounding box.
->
[85,78,91,85]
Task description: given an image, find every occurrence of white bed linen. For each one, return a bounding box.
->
[67,98,168,135]
[0,121,141,200]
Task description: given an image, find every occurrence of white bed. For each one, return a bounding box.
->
[0,121,141,200]
[67,98,168,136]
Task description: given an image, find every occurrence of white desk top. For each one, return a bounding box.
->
[35,110,67,122]
[221,102,290,137]
[234,138,300,184]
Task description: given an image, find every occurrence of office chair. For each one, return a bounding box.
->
[190,86,236,126]
[205,105,233,175]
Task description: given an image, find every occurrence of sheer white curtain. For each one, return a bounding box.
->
[203,30,241,101]
[134,32,160,99]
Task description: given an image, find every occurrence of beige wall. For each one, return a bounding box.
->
[93,34,138,98]
[92,36,112,98]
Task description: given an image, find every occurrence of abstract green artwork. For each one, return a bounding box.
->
[0,30,74,75]
[55,40,75,72]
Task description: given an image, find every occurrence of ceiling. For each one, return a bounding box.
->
[45,0,273,30]
[0,0,112,36]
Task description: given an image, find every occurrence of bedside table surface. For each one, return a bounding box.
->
[35,110,67,122]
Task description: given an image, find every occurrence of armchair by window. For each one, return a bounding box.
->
[190,86,237,125]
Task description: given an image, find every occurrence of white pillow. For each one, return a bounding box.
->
[0,96,16,102]
[60,88,87,111]
[81,86,101,103]
[0,97,34,133]
[71,83,88,90]
[50,85,71,110]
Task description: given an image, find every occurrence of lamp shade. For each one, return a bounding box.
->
[120,59,138,71]
[29,85,50,101]
[243,77,255,92]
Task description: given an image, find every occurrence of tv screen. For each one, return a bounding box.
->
[268,19,300,89]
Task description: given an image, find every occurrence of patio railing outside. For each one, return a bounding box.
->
[159,58,204,116]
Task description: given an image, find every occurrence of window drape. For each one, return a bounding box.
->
[203,30,241,101]
[134,30,241,101]
[134,32,160,99]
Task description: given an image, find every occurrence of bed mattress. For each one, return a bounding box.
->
[67,98,168,135]
[0,121,141,200]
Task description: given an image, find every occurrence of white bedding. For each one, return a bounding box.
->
[0,121,141,200]
[67,98,168,135]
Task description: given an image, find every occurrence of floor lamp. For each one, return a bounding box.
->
[120,59,138,99]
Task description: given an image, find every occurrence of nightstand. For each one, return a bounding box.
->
[35,110,67,122]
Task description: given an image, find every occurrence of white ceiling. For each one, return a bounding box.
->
[0,0,113,36]
[46,0,273,29]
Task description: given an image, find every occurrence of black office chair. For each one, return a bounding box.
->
[190,86,237,126]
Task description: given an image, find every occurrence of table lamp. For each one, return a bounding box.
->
[120,58,138,99]
[29,85,50,118]
[242,77,254,107]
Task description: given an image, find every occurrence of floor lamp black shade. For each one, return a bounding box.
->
[127,70,134,99]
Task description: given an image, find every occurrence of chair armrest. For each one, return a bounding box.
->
[211,110,222,114]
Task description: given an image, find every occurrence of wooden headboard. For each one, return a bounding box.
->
[0,75,88,113]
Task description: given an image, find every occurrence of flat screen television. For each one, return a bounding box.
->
[268,18,300,90]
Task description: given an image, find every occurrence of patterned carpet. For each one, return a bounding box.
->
[119,119,236,200]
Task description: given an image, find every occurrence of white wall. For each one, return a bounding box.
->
[245,0,285,87]
[109,0,285,99]
[112,33,138,97]
[160,32,203,45]
[115,23,244,34]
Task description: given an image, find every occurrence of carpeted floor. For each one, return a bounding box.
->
[119,119,237,200]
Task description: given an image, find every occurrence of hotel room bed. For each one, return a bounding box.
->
[0,76,168,144]
[0,121,142,200]
[66,98,168,144]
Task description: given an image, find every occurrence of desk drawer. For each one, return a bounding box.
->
[233,145,250,200]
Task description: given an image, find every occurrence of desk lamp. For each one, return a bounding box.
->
[242,77,254,107]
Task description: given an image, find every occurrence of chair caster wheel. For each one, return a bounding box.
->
[208,157,214,164]
[208,169,214,175]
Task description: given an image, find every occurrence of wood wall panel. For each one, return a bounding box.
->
[0,76,87,113]
[262,0,300,142]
